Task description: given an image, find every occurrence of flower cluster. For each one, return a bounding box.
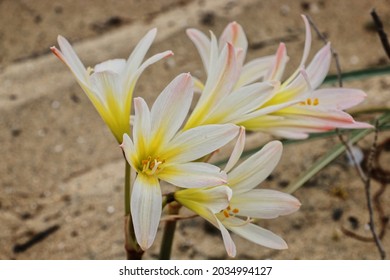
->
[52,15,370,257]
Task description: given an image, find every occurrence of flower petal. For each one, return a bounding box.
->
[224,217,288,250]
[231,189,301,219]
[130,173,162,250]
[174,185,232,214]
[124,28,157,77]
[185,43,238,128]
[216,219,237,257]
[235,55,276,89]
[89,70,124,140]
[162,124,239,163]
[312,88,367,110]
[150,73,193,146]
[132,97,151,158]
[159,162,227,188]
[299,15,312,67]
[228,141,283,193]
[306,43,331,89]
[124,50,174,96]
[94,59,126,74]
[121,133,139,170]
[265,43,289,81]
[224,127,246,173]
[187,28,211,74]
[219,21,248,66]
[206,82,276,124]
[54,35,88,84]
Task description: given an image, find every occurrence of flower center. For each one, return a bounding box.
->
[141,156,165,176]
[221,205,240,218]
[299,97,319,106]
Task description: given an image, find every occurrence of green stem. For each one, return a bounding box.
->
[125,160,131,216]
[123,159,144,260]
[159,200,180,260]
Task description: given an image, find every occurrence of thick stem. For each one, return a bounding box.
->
[159,200,180,260]
[123,159,144,260]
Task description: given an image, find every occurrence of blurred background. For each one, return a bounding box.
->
[1,0,390,259]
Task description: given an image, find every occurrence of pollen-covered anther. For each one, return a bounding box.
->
[221,206,240,218]
[299,98,319,106]
[141,156,165,175]
[87,67,94,75]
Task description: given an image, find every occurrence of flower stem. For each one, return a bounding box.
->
[123,159,144,260]
[159,201,180,260]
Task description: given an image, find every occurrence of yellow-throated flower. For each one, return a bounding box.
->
[185,17,371,139]
[121,73,239,250]
[51,29,172,142]
[175,128,300,257]
[238,15,372,138]
[183,22,277,129]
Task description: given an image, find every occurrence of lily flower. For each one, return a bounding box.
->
[51,29,173,142]
[175,128,301,257]
[121,73,239,250]
[237,15,372,139]
[183,23,277,129]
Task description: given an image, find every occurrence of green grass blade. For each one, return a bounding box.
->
[285,112,390,194]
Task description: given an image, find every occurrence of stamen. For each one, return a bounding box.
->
[141,155,165,175]
[299,98,320,106]
[220,205,240,219]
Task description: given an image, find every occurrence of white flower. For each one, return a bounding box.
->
[51,29,172,142]
[238,15,372,139]
[121,73,239,250]
[183,23,277,129]
[175,128,301,257]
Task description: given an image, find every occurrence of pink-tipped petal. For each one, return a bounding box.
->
[266,43,289,81]
[219,21,248,66]
[150,73,193,145]
[56,35,88,84]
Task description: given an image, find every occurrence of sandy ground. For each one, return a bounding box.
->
[1,0,390,260]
